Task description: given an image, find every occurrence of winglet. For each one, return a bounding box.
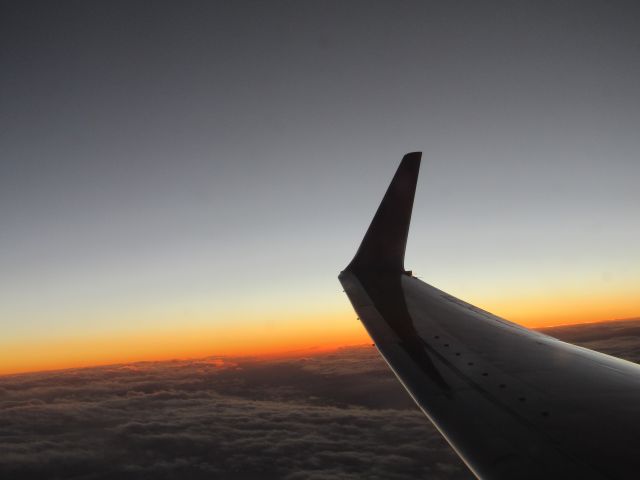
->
[346,152,421,274]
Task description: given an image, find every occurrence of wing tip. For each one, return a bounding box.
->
[345,151,422,273]
[403,151,423,162]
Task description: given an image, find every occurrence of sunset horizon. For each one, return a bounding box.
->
[4,311,640,376]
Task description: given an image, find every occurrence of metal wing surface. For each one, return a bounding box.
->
[339,152,640,479]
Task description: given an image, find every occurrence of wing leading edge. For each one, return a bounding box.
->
[339,153,640,479]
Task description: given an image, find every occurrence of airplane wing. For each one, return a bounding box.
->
[339,152,640,479]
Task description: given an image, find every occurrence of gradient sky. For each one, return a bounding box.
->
[2,1,639,374]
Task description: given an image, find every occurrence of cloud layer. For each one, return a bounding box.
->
[0,347,470,479]
[2,319,640,480]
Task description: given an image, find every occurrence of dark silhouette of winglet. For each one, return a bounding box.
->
[346,152,421,273]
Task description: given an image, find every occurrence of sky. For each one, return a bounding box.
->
[1,1,639,374]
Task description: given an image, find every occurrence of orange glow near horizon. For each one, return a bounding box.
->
[474,286,640,328]
[2,296,639,376]
[0,311,371,376]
